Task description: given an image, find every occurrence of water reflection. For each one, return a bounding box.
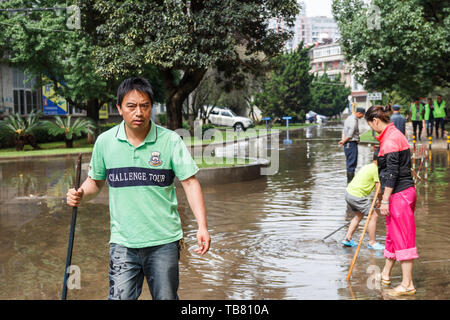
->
[0,122,448,299]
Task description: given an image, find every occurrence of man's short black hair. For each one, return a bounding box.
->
[356,107,366,114]
[117,77,154,107]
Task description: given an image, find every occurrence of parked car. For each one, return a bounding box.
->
[305,110,327,123]
[198,106,254,131]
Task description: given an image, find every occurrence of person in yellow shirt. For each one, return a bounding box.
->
[342,148,384,250]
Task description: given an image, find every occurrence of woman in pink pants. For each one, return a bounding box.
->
[365,105,418,296]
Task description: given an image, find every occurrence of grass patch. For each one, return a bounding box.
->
[360,129,379,143]
[0,123,316,158]
[254,123,315,130]
[0,138,93,158]
[195,156,254,168]
[183,123,315,147]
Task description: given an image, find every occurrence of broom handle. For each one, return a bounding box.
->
[61,154,82,300]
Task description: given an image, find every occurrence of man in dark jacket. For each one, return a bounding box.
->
[390,105,406,135]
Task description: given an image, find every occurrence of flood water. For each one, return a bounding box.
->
[0,122,449,300]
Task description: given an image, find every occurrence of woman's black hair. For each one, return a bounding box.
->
[373,147,380,160]
[364,105,391,123]
[117,77,154,107]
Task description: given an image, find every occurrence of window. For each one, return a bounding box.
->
[12,68,42,115]
[209,109,219,115]
[221,111,232,117]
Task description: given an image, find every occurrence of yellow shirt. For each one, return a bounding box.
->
[346,162,379,198]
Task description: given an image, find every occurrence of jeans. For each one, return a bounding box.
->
[344,141,358,174]
[108,241,180,300]
[434,118,445,138]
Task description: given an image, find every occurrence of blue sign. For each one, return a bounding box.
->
[282,116,292,120]
[262,117,271,121]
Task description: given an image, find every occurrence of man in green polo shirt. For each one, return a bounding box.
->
[66,77,210,300]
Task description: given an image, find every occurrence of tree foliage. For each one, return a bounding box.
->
[254,45,313,121]
[0,0,165,121]
[310,73,351,117]
[0,110,42,150]
[332,0,450,98]
[87,0,300,129]
[42,115,96,147]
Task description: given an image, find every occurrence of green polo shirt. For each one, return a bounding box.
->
[88,120,199,248]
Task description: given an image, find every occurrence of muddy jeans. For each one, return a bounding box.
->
[108,241,180,300]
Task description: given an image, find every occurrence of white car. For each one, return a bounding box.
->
[198,106,254,131]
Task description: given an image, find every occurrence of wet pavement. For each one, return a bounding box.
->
[0,122,448,299]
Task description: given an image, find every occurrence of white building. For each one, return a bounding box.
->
[309,42,368,110]
[269,2,341,51]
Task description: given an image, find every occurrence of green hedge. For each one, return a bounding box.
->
[99,122,120,133]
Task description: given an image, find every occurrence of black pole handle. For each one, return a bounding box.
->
[62,154,82,300]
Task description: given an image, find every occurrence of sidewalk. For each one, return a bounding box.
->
[406,122,448,150]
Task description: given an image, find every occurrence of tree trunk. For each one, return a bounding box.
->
[26,135,41,150]
[15,136,25,151]
[65,138,74,148]
[86,99,100,143]
[166,94,184,130]
[162,68,207,130]
[86,99,100,122]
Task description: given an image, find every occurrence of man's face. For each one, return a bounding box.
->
[437,96,442,103]
[355,112,364,119]
[117,89,152,134]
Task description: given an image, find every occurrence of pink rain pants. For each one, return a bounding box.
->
[384,186,419,261]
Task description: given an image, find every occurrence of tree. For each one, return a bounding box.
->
[310,73,351,117]
[87,0,300,129]
[254,44,313,122]
[0,110,42,150]
[0,0,165,122]
[42,115,96,148]
[332,0,450,99]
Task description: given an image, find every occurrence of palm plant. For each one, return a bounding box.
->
[42,116,96,148]
[0,110,42,150]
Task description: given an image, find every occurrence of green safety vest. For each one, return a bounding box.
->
[424,104,433,120]
[410,103,423,121]
[433,100,446,118]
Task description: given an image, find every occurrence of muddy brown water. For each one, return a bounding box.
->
[0,122,448,300]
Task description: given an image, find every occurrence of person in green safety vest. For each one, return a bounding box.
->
[409,99,424,141]
[424,98,434,138]
[433,94,446,139]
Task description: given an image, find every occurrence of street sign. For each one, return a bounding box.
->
[367,92,382,101]
[42,78,68,115]
[262,117,271,121]
[282,116,292,120]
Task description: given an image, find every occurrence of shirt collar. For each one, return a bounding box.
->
[376,122,394,143]
[115,120,157,144]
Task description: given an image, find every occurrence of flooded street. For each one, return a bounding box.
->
[0,122,449,300]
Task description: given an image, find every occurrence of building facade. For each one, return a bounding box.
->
[309,42,368,110]
[269,1,341,52]
[299,15,340,46]
[0,63,88,117]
